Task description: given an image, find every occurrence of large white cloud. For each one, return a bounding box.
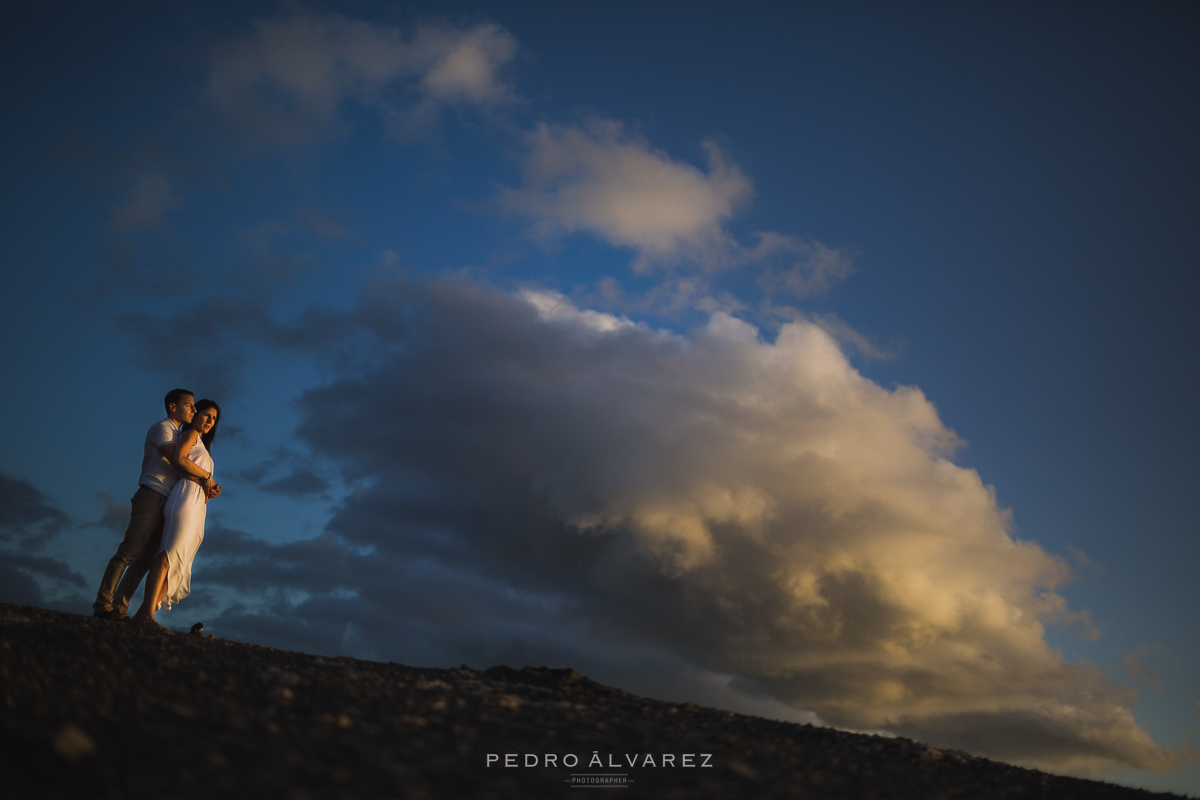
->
[207,13,518,143]
[497,121,751,265]
[497,121,855,294]
[194,279,1181,774]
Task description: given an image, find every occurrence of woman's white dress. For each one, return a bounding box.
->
[156,437,212,610]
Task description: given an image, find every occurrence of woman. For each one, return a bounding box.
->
[133,399,221,626]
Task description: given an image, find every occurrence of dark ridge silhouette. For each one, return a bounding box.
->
[0,603,1183,799]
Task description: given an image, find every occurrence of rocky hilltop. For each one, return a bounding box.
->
[0,603,1181,799]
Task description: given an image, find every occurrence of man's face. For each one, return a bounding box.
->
[169,395,196,425]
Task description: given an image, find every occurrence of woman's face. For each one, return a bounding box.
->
[194,407,219,435]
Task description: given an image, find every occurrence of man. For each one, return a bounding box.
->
[92,388,219,620]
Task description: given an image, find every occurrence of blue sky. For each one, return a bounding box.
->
[2,1,1198,793]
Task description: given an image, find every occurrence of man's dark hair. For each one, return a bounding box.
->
[164,388,194,414]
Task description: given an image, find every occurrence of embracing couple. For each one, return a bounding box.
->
[92,388,222,628]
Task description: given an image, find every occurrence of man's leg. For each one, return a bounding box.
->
[112,525,163,618]
[92,488,167,616]
[132,551,170,624]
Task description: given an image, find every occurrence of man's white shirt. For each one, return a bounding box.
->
[138,418,183,497]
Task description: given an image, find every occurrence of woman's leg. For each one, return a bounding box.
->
[132,551,169,622]
[152,552,173,610]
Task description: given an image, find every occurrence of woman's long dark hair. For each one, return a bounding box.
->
[192,399,221,451]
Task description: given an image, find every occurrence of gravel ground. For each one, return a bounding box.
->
[0,603,1184,800]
